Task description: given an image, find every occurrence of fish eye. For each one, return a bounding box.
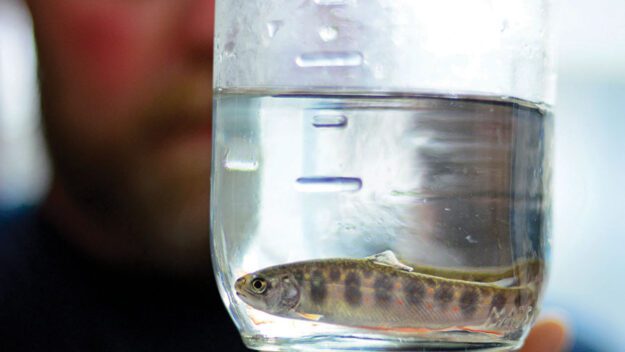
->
[250,278,267,294]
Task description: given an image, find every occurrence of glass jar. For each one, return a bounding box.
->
[211,0,554,350]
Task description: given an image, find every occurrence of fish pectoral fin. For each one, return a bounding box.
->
[296,312,323,321]
[366,250,413,272]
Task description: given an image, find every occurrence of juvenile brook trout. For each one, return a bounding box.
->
[235,251,538,333]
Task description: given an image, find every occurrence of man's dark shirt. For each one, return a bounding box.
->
[0,208,250,351]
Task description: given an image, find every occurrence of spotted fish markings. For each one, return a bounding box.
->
[310,269,327,304]
[329,267,341,282]
[434,283,454,308]
[235,254,540,333]
[374,274,394,306]
[459,288,479,317]
[403,279,426,306]
[344,271,362,307]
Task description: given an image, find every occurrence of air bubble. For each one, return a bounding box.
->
[266,20,283,38]
[465,235,478,244]
[318,26,338,42]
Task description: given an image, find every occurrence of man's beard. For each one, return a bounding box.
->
[40,66,213,275]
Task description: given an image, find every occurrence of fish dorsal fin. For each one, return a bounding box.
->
[366,250,413,272]
[491,277,517,287]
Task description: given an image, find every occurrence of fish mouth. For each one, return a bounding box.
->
[235,288,249,303]
[235,276,248,295]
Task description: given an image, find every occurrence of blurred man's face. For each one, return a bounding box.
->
[27,0,215,273]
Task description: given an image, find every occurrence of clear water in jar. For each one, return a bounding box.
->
[211,89,551,351]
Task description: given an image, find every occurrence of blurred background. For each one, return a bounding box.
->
[1,0,623,350]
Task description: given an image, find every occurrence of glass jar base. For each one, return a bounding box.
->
[241,333,522,352]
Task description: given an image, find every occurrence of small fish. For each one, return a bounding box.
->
[235,251,538,333]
